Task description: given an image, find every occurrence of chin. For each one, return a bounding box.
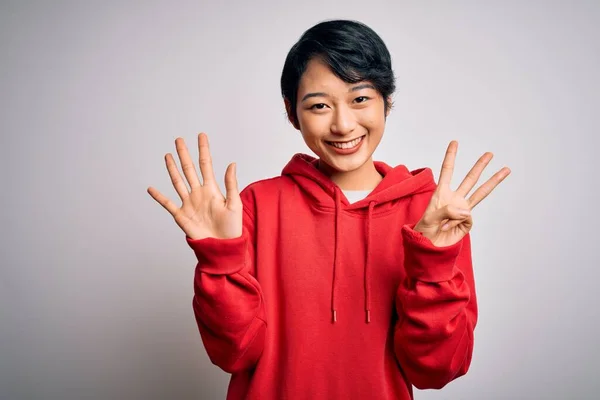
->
[331,158,369,173]
[319,149,372,174]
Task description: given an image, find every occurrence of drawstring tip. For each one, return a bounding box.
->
[332,310,337,323]
[366,310,371,323]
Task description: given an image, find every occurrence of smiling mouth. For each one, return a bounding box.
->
[325,135,365,149]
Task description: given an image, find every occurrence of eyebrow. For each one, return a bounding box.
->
[300,83,376,102]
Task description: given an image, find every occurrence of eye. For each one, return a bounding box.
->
[354,96,370,104]
[310,103,328,110]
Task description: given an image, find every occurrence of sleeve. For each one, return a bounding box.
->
[186,190,267,374]
[393,223,478,390]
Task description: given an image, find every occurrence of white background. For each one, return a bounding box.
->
[1,1,598,399]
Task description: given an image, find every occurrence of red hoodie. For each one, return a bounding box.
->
[187,153,477,400]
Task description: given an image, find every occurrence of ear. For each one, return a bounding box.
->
[385,96,393,117]
[284,98,300,130]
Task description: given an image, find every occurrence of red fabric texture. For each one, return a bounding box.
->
[187,154,477,399]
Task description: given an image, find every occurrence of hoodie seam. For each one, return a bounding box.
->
[345,207,401,219]
[309,204,403,219]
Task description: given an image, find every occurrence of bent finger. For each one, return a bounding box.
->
[431,204,471,224]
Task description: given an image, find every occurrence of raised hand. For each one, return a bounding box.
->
[147,133,243,240]
[414,141,511,247]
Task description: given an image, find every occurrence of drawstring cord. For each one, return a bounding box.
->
[331,189,376,324]
[365,201,376,323]
[331,189,342,323]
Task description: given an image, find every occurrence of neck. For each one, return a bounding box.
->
[318,158,383,190]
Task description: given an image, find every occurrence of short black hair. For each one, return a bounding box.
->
[281,19,396,127]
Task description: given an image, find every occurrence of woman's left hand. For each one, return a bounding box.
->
[414,141,511,247]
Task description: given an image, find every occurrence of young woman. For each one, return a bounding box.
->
[148,19,510,400]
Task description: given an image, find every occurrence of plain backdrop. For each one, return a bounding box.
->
[1,1,599,399]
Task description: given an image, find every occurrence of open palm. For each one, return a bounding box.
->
[414,141,511,247]
[147,133,242,241]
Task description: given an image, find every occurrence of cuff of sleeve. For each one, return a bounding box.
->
[186,234,248,275]
[401,223,463,282]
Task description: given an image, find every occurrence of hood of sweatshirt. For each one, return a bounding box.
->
[281,153,438,323]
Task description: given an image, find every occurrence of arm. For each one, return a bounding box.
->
[394,223,477,390]
[187,192,267,374]
[147,134,268,373]
[392,140,508,389]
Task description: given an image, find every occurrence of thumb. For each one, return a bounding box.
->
[224,162,240,207]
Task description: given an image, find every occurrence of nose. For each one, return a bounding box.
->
[330,105,357,136]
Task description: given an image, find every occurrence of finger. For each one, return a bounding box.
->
[456,152,493,197]
[165,153,190,200]
[438,141,458,187]
[175,137,202,189]
[442,215,473,231]
[441,220,459,231]
[468,167,511,208]
[224,162,240,207]
[424,204,471,226]
[198,133,218,187]
[147,186,179,216]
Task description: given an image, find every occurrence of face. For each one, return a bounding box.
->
[288,58,389,175]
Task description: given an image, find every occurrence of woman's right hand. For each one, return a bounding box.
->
[147,133,243,240]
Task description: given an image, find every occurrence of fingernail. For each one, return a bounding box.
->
[459,209,471,216]
[442,223,450,231]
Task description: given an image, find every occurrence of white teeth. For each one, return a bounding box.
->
[329,136,363,149]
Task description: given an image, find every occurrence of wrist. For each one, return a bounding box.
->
[412,221,436,242]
